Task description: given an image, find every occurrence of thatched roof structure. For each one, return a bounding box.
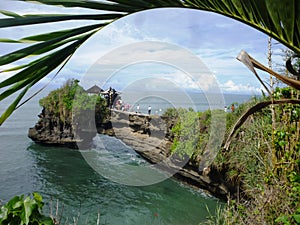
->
[86,85,103,94]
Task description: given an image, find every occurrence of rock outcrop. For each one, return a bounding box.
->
[28,109,236,200]
[28,108,79,148]
[108,111,235,200]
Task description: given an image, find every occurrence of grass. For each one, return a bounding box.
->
[209,88,300,225]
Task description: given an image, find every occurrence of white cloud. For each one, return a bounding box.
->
[220,80,262,94]
[78,41,222,93]
[0,3,281,96]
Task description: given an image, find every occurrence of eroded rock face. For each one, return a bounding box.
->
[28,109,236,200]
[109,112,235,200]
[28,108,78,148]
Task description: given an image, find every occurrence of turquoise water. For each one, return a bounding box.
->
[25,143,218,224]
[0,94,226,225]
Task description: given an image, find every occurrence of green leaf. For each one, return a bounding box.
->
[0,33,91,125]
[182,0,300,54]
[0,206,9,223]
[293,214,300,223]
[20,0,140,12]
[0,38,23,43]
[33,192,43,209]
[0,23,103,66]
[16,48,75,110]
[12,196,23,210]
[107,0,154,8]
[6,195,22,210]
[0,10,22,18]
[39,216,55,225]
[0,63,32,73]
[265,0,284,40]
[0,58,52,92]
[18,24,105,42]
[0,193,54,225]
[0,83,31,126]
[279,140,287,148]
[275,215,290,224]
[1,65,54,104]
[0,13,122,28]
[0,33,89,89]
[23,196,35,225]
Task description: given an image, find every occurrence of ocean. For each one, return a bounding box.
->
[0,91,252,224]
[121,91,253,114]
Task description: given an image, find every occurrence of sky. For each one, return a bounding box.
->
[0,0,287,95]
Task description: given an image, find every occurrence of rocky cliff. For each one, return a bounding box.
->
[28,109,236,200]
[108,111,236,200]
[28,108,79,148]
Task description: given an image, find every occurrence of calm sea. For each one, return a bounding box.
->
[0,91,252,224]
[121,91,253,114]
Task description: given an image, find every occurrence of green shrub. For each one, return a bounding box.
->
[39,79,109,125]
[0,193,53,225]
[213,87,300,224]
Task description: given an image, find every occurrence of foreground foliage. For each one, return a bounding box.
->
[207,87,300,225]
[1,86,299,224]
[0,193,53,225]
[39,79,109,126]
[164,98,259,166]
[164,87,300,225]
[164,107,212,164]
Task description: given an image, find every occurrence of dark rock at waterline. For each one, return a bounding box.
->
[28,127,79,149]
[28,116,78,148]
[28,109,236,200]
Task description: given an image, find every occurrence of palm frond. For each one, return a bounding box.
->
[181,0,300,54]
[0,0,299,125]
[0,36,88,99]
[0,10,22,18]
[0,83,32,125]
[0,23,104,66]
[0,30,93,124]
[20,0,142,12]
[0,13,122,28]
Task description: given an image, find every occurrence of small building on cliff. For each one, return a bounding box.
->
[86,85,121,109]
[86,85,103,95]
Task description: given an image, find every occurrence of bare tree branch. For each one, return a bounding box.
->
[224,99,300,151]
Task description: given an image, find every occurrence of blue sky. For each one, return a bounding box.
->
[0,0,287,94]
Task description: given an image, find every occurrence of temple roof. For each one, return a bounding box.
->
[86,85,103,94]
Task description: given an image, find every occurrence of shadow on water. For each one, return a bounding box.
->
[27,139,220,225]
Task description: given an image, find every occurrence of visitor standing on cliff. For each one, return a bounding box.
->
[231,104,235,112]
[148,105,151,115]
[136,104,140,113]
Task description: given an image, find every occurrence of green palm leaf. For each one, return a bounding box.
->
[0,13,122,28]
[0,38,84,100]
[0,83,32,125]
[0,31,93,124]
[0,23,105,66]
[0,10,22,18]
[183,0,299,54]
[13,0,298,52]
[0,38,82,90]
[0,0,299,125]
[21,0,143,12]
